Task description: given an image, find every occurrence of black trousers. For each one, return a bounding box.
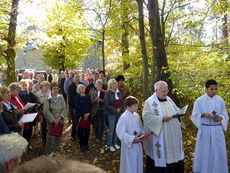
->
[62,92,67,103]
[146,156,184,173]
[42,119,47,144]
[77,127,90,148]
[23,127,32,144]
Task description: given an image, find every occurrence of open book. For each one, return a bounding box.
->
[19,113,38,123]
[23,102,36,111]
[138,131,154,139]
[172,105,188,118]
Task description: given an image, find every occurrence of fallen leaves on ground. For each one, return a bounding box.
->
[23,116,230,173]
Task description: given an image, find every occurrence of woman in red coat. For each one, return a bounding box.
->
[8,82,34,151]
[8,82,24,112]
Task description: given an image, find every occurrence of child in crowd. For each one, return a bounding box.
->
[116,96,144,173]
[74,84,92,152]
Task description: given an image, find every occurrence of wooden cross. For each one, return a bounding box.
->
[212,110,216,116]
[155,142,161,158]
[152,102,158,108]
[155,109,159,115]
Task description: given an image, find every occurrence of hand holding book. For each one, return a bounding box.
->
[172,105,188,118]
[133,131,154,143]
[133,136,141,143]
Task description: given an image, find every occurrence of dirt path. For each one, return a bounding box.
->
[23,122,121,172]
[23,116,230,173]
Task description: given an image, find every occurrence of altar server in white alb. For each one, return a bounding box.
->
[142,81,185,173]
[116,96,144,173]
[191,79,229,173]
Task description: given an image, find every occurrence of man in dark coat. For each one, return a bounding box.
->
[67,73,84,139]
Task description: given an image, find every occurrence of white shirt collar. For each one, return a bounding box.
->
[126,109,135,116]
[48,93,61,100]
[205,93,216,101]
[112,89,120,100]
[2,102,11,109]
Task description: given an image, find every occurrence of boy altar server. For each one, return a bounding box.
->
[191,79,229,173]
[116,96,144,173]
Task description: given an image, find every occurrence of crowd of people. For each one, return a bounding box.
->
[0,67,229,173]
[0,67,130,172]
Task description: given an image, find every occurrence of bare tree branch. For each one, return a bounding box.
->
[128,23,140,38]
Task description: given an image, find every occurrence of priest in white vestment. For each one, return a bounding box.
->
[142,81,185,173]
[116,96,144,173]
[191,79,229,173]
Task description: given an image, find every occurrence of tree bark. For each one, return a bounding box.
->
[137,0,149,100]
[60,36,66,71]
[148,0,176,101]
[148,0,157,92]
[6,0,19,85]
[121,0,130,71]
[102,29,105,72]
[222,12,228,51]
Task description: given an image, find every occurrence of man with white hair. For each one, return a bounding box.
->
[0,133,28,173]
[142,80,184,173]
[32,74,44,93]
[51,70,59,83]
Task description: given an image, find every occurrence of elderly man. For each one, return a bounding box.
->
[13,156,106,173]
[0,133,28,173]
[44,69,49,81]
[85,72,99,94]
[51,70,59,83]
[32,74,44,93]
[142,80,184,173]
[68,73,84,139]
[15,70,22,82]
[64,70,74,95]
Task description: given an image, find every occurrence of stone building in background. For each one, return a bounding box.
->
[15,41,104,72]
[15,26,104,71]
[15,46,47,71]
[81,40,104,70]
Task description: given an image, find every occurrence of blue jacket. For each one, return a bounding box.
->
[0,114,11,135]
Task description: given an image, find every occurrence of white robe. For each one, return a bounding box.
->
[142,95,184,165]
[116,110,144,173]
[191,94,229,173]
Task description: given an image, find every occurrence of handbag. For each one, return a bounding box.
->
[49,123,64,136]
[78,117,92,129]
[114,99,122,109]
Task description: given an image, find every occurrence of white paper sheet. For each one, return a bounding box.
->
[19,113,38,123]
[180,105,189,114]
[23,102,36,111]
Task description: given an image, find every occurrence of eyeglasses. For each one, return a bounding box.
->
[158,89,169,93]
[52,87,59,90]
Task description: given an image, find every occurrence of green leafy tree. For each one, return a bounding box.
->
[42,1,91,71]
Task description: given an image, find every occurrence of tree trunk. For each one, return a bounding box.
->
[102,29,105,72]
[121,0,130,71]
[148,0,176,102]
[59,55,65,71]
[137,0,149,100]
[222,13,228,50]
[148,0,157,92]
[60,36,66,71]
[6,0,19,85]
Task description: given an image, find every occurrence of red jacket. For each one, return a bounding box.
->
[9,96,30,129]
[9,96,25,110]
